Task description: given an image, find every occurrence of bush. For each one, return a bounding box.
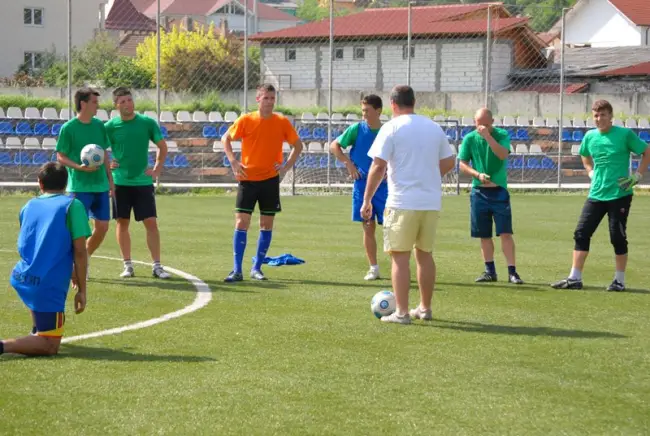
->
[102,57,154,89]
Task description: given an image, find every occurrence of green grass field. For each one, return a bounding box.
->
[1,193,649,435]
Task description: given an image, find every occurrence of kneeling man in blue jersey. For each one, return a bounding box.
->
[1,162,91,356]
[331,94,387,280]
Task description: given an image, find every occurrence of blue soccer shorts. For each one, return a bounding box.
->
[31,311,66,337]
[470,186,513,238]
[352,178,388,225]
[72,191,111,221]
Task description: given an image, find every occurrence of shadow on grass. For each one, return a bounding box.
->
[419,318,627,338]
[276,278,388,288]
[58,344,217,362]
[91,277,195,292]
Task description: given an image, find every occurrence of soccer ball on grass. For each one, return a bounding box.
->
[370,290,396,319]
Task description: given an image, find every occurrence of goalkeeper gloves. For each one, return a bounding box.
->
[618,172,643,191]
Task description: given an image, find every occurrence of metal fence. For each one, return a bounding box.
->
[0,0,649,192]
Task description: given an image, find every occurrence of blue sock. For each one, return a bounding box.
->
[233,229,247,274]
[253,230,273,271]
[508,265,517,275]
[485,261,496,275]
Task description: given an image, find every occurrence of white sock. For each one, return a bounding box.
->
[370,264,379,271]
[615,271,625,284]
[569,268,582,281]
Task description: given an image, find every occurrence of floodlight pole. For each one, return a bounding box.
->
[407,2,412,86]
[327,0,334,186]
[558,8,568,190]
[484,5,492,107]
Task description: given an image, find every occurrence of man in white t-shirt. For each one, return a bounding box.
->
[362,85,456,325]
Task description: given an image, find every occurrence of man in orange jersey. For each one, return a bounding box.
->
[222,84,304,282]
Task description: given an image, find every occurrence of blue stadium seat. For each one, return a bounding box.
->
[632,160,640,171]
[541,157,555,169]
[562,129,572,142]
[506,128,516,139]
[526,158,542,169]
[332,128,343,139]
[217,124,229,137]
[516,129,530,140]
[148,155,155,166]
[298,127,312,141]
[312,128,327,141]
[33,152,49,165]
[15,122,33,135]
[223,155,231,168]
[319,156,330,169]
[335,158,346,169]
[173,154,189,168]
[14,151,33,165]
[164,155,174,168]
[51,124,63,136]
[460,127,473,139]
[0,122,12,134]
[50,152,58,162]
[202,125,218,138]
[639,131,650,142]
[446,128,458,141]
[34,123,49,136]
[160,125,169,139]
[572,130,584,141]
[0,151,13,165]
[509,157,524,169]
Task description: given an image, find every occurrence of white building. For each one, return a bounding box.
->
[553,0,650,47]
[0,0,105,78]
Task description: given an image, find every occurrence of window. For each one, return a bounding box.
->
[334,48,344,61]
[285,48,296,61]
[353,46,365,60]
[24,8,44,26]
[402,44,415,60]
[24,52,44,70]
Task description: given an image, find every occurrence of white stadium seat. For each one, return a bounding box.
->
[176,111,192,122]
[23,137,41,149]
[571,145,581,155]
[144,111,158,120]
[24,107,41,119]
[307,142,322,152]
[42,107,58,120]
[159,111,175,122]
[7,107,23,119]
[532,117,545,127]
[166,141,179,152]
[95,109,109,121]
[208,112,223,122]
[224,111,238,123]
[5,137,22,148]
[193,111,208,122]
[515,144,529,154]
[59,109,73,120]
[529,144,543,154]
[42,138,57,149]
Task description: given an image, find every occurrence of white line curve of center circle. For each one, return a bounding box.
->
[0,249,212,343]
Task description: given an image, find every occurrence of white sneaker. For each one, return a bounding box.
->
[409,306,433,321]
[380,312,411,325]
[120,266,135,278]
[364,267,380,281]
[152,266,171,279]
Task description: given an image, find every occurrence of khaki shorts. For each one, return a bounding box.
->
[383,208,439,253]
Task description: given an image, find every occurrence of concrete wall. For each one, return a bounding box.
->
[2,86,650,117]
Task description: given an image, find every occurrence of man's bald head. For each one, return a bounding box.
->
[474,108,493,128]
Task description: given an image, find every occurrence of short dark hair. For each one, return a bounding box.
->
[362,94,382,110]
[112,86,132,103]
[257,84,276,94]
[38,162,68,191]
[592,99,613,114]
[74,87,100,112]
[390,85,415,108]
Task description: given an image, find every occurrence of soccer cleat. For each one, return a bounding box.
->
[224,271,243,283]
[120,266,135,278]
[409,306,433,321]
[250,269,267,281]
[509,272,524,284]
[152,266,171,279]
[381,312,411,325]
[475,272,497,282]
[550,278,583,290]
[607,280,625,292]
[364,267,380,281]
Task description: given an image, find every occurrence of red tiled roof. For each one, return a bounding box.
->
[139,0,297,21]
[514,83,589,93]
[537,31,558,45]
[251,5,528,40]
[105,0,157,31]
[609,0,650,26]
[600,61,650,76]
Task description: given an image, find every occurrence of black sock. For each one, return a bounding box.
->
[0,341,4,354]
[508,265,517,275]
[485,261,496,275]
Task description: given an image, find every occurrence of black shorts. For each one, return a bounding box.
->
[574,195,632,254]
[236,176,281,216]
[112,185,157,221]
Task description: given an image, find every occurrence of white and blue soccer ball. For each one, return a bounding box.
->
[371,290,396,319]
[80,144,104,168]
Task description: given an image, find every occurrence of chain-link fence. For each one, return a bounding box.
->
[1,0,649,191]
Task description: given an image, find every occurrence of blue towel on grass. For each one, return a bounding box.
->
[251,253,306,266]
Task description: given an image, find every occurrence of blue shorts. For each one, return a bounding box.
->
[470,187,513,238]
[71,191,110,221]
[352,178,388,225]
[31,311,66,337]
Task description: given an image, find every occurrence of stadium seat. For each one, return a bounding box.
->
[541,157,555,169]
[625,118,637,129]
[380,114,389,122]
[6,107,23,119]
[108,110,118,119]
[492,116,502,126]
[231,141,242,151]
[330,113,345,124]
[223,155,231,168]
[42,108,59,120]
[335,158,346,169]
[14,151,32,165]
[312,128,327,141]
[42,138,57,149]
[50,151,58,162]
[301,112,315,123]
[217,124,229,138]
[24,107,41,119]
[212,141,223,152]
[570,145,581,155]
[23,137,40,149]
[15,122,33,135]
[572,118,586,128]
[506,128,515,139]
[148,141,157,152]
[532,117,545,127]
[0,121,13,134]
[546,118,558,127]
[502,116,516,126]
[516,116,529,127]
[202,125,218,138]
[0,108,5,118]
[282,142,290,152]
[51,124,62,136]
[461,127,473,139]
[639,119,650,129]
[346,114,359,122]
[33,151,49,165]
[319,156,330,169]
[148,154,155,167]
[159,111,174,122]
[0,151,13,165]
[208,111,223,123]
[460,116,473,126]
[529,144,543,154]
[166,141,179,153]
[639,131,650,142]
[509,157,524,169]
[562,118,573,128]
[164,155,174,168]
[632,160,640,171]
[144,111,158,120]
[224,111,238,123]
[562,130,572,142]
[572,131,584,142]
[315,112,329,123]
[96,109,109,121]
[59,109,73,120]
[585,118,596,128]
[446,128,458,141]
[176,111,192,122]
[160,125,169,139]
[516,129,529,140]
[307,142,322,153]
[526,158,542,169]
[34,123,49,136]
[332,128,343,139]
[173,154,189,168]
[613,119,624,127]
[192,111,208,122]
[298,127,312,141]
[515,144,528,154]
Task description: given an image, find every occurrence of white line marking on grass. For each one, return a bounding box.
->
[0,249,212,343]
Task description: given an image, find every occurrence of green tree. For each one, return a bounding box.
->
[102,57,153,89]
[296,0,355,22]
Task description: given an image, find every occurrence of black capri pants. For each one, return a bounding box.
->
[573,195,632,255]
